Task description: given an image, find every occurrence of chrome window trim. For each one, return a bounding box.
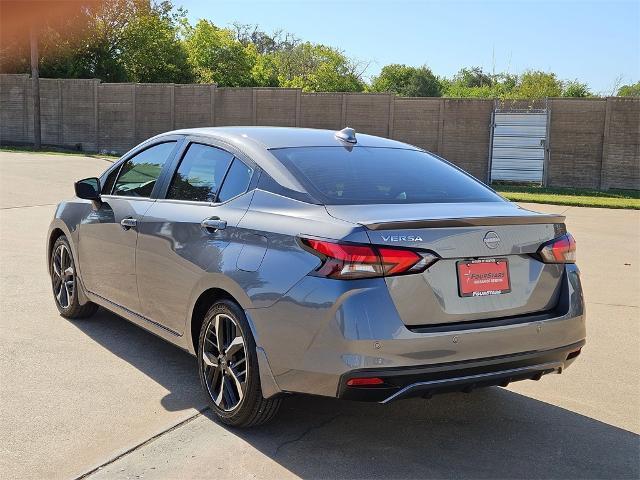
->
[100,194,157,203]
[153,198,211,207]
[153,186,255,208]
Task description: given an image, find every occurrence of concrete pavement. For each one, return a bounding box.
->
[0,151,638,479]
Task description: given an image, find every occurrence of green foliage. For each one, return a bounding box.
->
[617,82,640,97]
[453,67,493,88]
[370,64,442,97]
[119,11,192,83]
[26,0,189,83]
[274,43,365,92]
[442,70,596,99]
[184,20,256,86]
[562,80,591,97]
[33,1,130,81]
[251,54,279,87]
[514,71,563,99]
[231,23,299,55]
[442,68,516,98]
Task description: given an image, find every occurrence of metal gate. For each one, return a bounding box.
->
[489,107,549,184]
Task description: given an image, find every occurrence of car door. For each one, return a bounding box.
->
[135,139,257,334]
[77,140,180,313]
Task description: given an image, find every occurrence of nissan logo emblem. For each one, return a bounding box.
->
[483,231,501,249]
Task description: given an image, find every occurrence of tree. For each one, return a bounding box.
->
[1,0,189,83]
[274,43,366,92]
[442,66,496,97]
[515,71,563,98]
[617,82,640,97]
[231,23,299,55]
[453,67,492,88]
[562,80,591,97]
[184,20,257,86]
[37,7,129,82]
[251,53,279,87]
[370,64,442,97]
[119,8,192,83]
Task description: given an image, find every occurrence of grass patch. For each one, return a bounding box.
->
[495,184,640,209]
[0,145,118,161]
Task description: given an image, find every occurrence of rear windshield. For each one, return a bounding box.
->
[271,146,504,205]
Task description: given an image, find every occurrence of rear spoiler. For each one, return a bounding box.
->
[365,214,566,231]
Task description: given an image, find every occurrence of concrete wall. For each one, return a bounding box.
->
[547,98,607,189]
[601,98,640,190]
[1,74,638,190]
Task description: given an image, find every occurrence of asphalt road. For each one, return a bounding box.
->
[1,151,638,480]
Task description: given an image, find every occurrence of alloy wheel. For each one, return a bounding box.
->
[52,244,75,309]
[202,313,248,411]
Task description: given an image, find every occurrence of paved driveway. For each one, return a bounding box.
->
[1,151,638,479]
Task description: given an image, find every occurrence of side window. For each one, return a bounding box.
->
[101,166,119,194]
[167,143,233,202]
[218,159,253,202]
[113,142,176,198]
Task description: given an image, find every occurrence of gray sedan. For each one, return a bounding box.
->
[47,126,585,427]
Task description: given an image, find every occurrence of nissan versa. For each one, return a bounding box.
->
[47,126,585,427]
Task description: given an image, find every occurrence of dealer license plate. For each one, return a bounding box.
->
[457,258,511,297]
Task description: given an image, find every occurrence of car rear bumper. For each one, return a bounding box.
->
[247,264,585,400]
[338,340,584,402]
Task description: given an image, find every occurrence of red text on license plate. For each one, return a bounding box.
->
[457,258,511,297]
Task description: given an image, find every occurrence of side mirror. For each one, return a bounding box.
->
[75,177,101,201]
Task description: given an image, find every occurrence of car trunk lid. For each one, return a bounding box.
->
[325,202,566,327]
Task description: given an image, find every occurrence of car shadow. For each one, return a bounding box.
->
[69,307,209,412]
[70,308,639,479]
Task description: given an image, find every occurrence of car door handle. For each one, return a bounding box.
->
[120,217,137,230]
[201,217,227,232]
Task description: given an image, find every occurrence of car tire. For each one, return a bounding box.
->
[198,300,281,427]
[50,235,98,319]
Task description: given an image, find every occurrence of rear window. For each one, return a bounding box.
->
[271,147,503,205]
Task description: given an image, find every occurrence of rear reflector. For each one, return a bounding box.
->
[346,377,384,387]
[538,233,576,264]
[300,238,439,280]
[566,348,582,360]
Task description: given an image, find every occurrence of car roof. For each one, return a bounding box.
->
[166,126,419,150]
[154,126,421,193]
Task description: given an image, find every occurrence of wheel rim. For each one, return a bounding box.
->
[52,244,75,309]
[202,313,247,412]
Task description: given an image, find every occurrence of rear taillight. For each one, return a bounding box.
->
[538,233,576,263]
[300,238,438,280]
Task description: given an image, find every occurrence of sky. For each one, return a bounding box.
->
[176,0,640,95]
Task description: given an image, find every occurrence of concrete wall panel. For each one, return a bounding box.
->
[392,98,441,152]
[0,74,30,144]
[255,88,297,126]
[98,83,135,154]
[61,79,98,151]
[344,93,391,137]
[602,98,640,190]
[547,99,606,189]
[440,99,493,180]
[175,85,213,129]
[135,84,173,143]
[215,88,253,126]
[300,93,343,130]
